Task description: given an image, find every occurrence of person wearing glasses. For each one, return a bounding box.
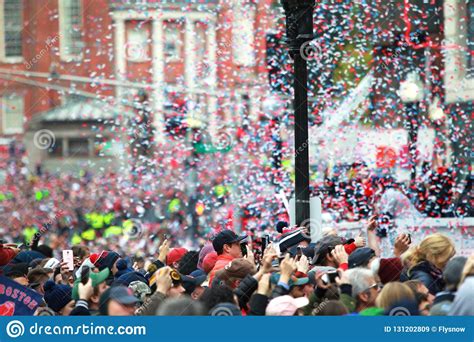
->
[346,268,381,314]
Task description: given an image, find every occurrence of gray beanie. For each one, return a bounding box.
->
[443,256,467,290]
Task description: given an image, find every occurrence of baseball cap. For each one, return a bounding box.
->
[265,295,309,316]
[348,247,376,268]
[212,230,247,254]
[99,286,139,315]
[182,269,207,294]
[72,268,110,300]
[166,248,188,266]
[311,235,345,265]
[215,258,257,282]
[128,280,151,302]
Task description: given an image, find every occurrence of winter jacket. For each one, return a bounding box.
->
[208,254,234,285]
[407,261,445,295]
[234,274,258,309]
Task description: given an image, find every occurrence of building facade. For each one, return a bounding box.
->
[0,0,275,171]
[369,0,473,182]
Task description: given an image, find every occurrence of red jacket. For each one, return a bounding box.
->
[0,244,17,266]
[208,254,235,286]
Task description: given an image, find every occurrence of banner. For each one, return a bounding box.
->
[0,316,473,342]
[0,276,43,316]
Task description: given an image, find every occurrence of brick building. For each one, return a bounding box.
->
[0,0,276,172]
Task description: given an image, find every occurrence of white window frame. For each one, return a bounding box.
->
[0,0,23,63]
[232,1,256,67]
[1,93,25,135]
[58,0,83,62]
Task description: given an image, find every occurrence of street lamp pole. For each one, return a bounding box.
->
[281,0,314,227]
[428,96,447,165]
[399,72,424,184]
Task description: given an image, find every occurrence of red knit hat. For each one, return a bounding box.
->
[202,252,218,274]
[166,248,188,266]
[378,257,403,284]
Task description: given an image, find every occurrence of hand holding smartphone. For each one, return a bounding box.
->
[62,250,74,271]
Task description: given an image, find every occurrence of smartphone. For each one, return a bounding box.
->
[240,243,247,257]
[261,235,269,254]
[407,233,412,244]
[296,246,303,257]
[271,258,280,271]
[62,250,74,271]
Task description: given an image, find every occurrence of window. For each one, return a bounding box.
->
[0,0,23,62]
[47,138,63,157]
[68,138,89,157]
[164,20,183,62]
[1,94,24,134]
[59,0,83,60]
[195,21,209,83]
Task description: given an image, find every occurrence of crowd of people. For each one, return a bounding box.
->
[1,145,471,257]
[1,217,473,316]
[1,139,472,317]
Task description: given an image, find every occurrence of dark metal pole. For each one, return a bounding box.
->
[406,102,419,183]
[281,0,314,226]
[293,53,311,226]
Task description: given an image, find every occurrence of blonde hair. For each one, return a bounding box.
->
[376,282,415,310]
[409,233,455,270]
[401,247,416,268]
